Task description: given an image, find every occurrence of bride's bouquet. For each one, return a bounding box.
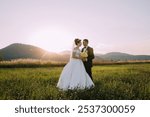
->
[81,51,88,61]
[81,51,88,58]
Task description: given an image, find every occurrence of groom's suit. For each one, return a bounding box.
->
[82,46,95,80]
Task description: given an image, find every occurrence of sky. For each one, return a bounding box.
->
[0,0,150,55]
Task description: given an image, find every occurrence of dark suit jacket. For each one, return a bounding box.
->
[82,46,95,67]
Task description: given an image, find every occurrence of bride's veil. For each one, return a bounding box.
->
[69,40,76,60]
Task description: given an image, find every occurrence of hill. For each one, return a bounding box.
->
[0,43,150,61]
[100,52,150,61]
[0,43,68,62]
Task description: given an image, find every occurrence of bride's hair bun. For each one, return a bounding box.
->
[74,38,81,45]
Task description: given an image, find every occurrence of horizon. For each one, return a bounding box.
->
[0,0,150,55]
[1,42,150,56]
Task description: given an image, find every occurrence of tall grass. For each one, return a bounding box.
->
[0,59,150,68]
[0,63,150,100]
[0,59,66,68]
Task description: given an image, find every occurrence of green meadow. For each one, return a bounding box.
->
[0,63,150,100]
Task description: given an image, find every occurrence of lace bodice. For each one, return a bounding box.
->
[72,48,81,58]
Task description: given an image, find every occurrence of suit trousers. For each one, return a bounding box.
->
[83,62,93,80]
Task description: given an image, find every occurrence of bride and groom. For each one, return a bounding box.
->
[57,39,95,90]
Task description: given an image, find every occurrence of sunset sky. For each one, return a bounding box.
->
[0,0,150,55]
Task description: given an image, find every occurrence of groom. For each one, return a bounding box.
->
[82,39,95,80]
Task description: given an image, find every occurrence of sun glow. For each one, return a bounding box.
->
[28,27,74,52]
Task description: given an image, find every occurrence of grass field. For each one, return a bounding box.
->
[0,63,150,100]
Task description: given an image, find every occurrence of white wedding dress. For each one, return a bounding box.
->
[57,48,94,91]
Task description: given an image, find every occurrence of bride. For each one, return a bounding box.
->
[57,38,95,90]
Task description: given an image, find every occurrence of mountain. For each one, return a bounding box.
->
[0,43,68,62]
[0,43,46,60]
[0,43,150,61]
[100,52,150,61]
[59,50,71,55]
